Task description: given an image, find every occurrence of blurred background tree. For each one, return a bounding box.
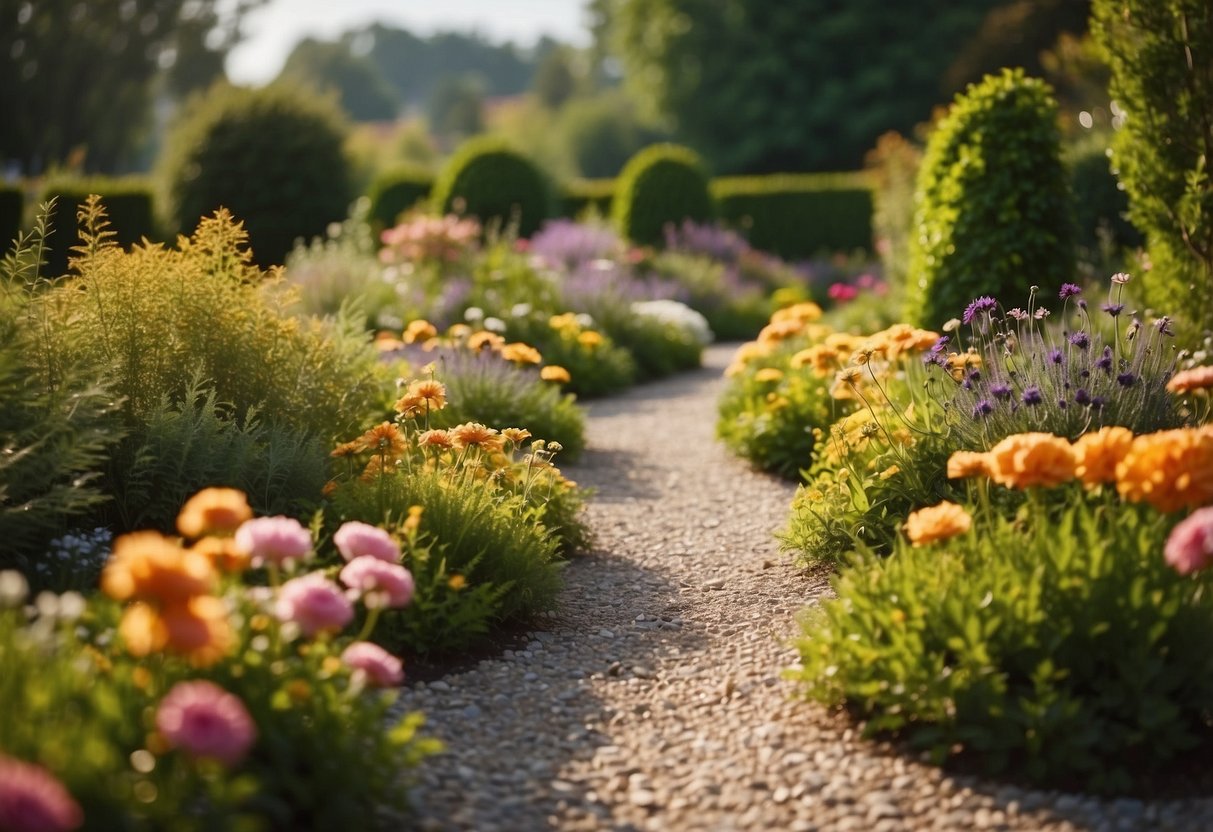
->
[276,38,400,122]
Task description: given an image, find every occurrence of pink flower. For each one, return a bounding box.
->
[276,573,354,636]
[341,641,404,687]
[0,755,83,832]
[827,282,859,302]
[332,521,401,563]
[234,516,313,568]
[1165,506,1213,575]
[155,681,256,767]
[339,556,415,609]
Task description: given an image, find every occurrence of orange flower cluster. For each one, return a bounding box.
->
[450,422,504,454]
[395,379,448,419]
[947,433,1075,488]
[501,342,543,365]
[540,365,571,384]
[1166,365,1213,394]
[1115,426,1213,513]
[1073,426,1134,487]
[402,319,438,345]
[904,501,972,546]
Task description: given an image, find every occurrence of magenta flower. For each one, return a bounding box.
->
[0,755,83,832]
[235,516,313,568]
[340,556,415,609]
[341,641,405,687]
[276,573,354,636]
[155,681,257,767]
[332,521,401,563]
[1165,507,1213,575]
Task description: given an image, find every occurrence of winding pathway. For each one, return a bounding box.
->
[397,343,1213,831]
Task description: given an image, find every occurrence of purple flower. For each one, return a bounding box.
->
[971,400,994,419]
[1068,331,1090,349]
[962,296,998,324]
[1095,347,1114,372]
[930,335,950,354]
[1101,302,1124,317]
[1117,371,1137,387]
[1077,299,1087,310]
[1059,283,1083,299]
[990,382,1013,399]
[1155,316,1175,336]
[1049,348,1064,365]
[1074,388,1091,406]
[1022,386,1043,406]
[1090,395,1107,409]
[1057,398,1068,409]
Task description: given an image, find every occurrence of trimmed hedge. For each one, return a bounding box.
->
[0,185,21,252]
[559,178,615,219]
[367,165,434,230]
[612,144,715,247]
[713,173,873,259]
[432,137,551,237]
[39,177,156,277]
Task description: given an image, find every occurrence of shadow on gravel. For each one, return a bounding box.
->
[564,447,664,502]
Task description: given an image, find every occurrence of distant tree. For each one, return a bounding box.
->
[0,0,258,173]
[533,47,578,110]
[607,0,996,173]
[429,75,486,143]
[277,38,400,122]
[561,91,667,178]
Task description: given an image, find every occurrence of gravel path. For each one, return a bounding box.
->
[398,343,1213,831]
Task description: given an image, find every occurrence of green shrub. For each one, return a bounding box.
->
[1093,0,1213,340]
[431,137,551,237]
[795,495,1213,793]
[1068,143,1142,256]
[558,179,615,219]
[583,298,705,382]
[865,131,923,287]
[612,144,715,247]
[712,173,874,259]
[503,312,636,400]
[904,69,1074,329]
[159,83,353,268]
[39,178,156,276]
[0,184,22,249]
[366,165,434,230]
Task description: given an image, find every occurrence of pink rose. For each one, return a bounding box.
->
[1165,506,1213,575]
[332,521,401,563]
[341,641,404,687]
[155,681,256,767]
[234,516,312,568]
[339,556,415,609]
[276,573,354,636]
[0,755,83,832]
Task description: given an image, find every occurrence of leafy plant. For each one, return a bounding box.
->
[431,136,551,237]
[612,144,715,247]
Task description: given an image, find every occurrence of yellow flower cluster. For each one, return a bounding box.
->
[904,501,972,546]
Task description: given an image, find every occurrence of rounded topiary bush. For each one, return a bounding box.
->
[367,165,434,230]
[431,137,550,237]
[904,69,1073,328]
[612,143,715,247]
[158,83,353,267]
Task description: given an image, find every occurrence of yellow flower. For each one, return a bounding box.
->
[501,342,543,365]
[770,301,823,324]
[986,433,1076,489]
[757,318,805,344]
[403,319,438,344]
[1167,365,1213,394]
[448,574,467,591]
[549,312,580,332]
[577,330,604,349]
[946,450,992,480]
[176,488,252,539]
[903,501,972,546]
[540,365,571,384]
[404,505,424,533]
[395,379,447,418]
[451,422,505,453]
[502,427,532,446]
[360,456,397,481]
[447,323,472,340]
[1115,426,1213,512]
[468,330,505,352]
[754,367,784,383]
[878,465,901,480]
[1073,426,1134,487]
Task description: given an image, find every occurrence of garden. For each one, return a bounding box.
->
[2,1,1213,830]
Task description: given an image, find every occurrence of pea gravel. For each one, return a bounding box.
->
[395,343,1213,831]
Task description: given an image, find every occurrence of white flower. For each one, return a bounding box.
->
[484,316,507,333]
[464,306,485,322]
[631,299,714,345]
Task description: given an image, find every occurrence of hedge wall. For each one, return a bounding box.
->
[712,173,874,259]
[39,177,157,276]
[0,185,21,252]
[559,179,615,219]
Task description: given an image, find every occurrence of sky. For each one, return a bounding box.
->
[226,0,592,85]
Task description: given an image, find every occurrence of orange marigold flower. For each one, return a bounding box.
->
[1115,426,1213,512]
[191,536,251,572]
[359,422,408,457]
[330,440,363,459]
[119,602,168,657]
[756,318,804,344]
[417,429,455,450]
[549,312,580,332]
[403,505,424,533]
[468,330,505,352]
[986,432,1077,489]
[904,501,972,546]
[447,323,472,340]
[502,427,532,446]
[946,450,992,479]
[1073,426,1134,487]
[1167,365,1213,394]
[577,330,604,349]
[177,488,252,539]
[403,319,438,344]
[448,574,467,591]
[754,367,784,383]
[501,342,543,365]
[102,531,216,604]
[451,422,504,453]
[406,378,447,411]
[770,301,823,324]
[161,595,234,667]
[374,335,404,353]
[540,365,571,383]
[360,456,398,481]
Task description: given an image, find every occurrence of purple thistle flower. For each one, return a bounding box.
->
[1079,369,1091,379]
[963,296,998,324]
[1068,331,1090,349]
[1090,395,1107,409]
[1078,299,1088,310]
[1155,316,1175,336]
[990,382,1013,399]
[1101,302,1124,317]
[1095,347,1113,372]
[1074,388,1091,406]
[1022,386,1043,406]
[1057,398,1068,409]
[971,400,994,419]
[930,335,950,354]
[1049,348,1064,365]
[1059,283,1083,299]
[1117,371,1137,388]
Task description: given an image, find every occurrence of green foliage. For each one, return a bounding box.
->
[865,131,924,288]
[795,496,1213,792]
[432,137,551,237]
[427,74,486,142]
[283,212,398,328]
[39,178,157,277]
[558,90,668,179]
[159,83,353,267]
[502,313,636,400]
[581,299,704,381]
[612,144,715,247]
[1092,0,1213,339]
[1068,142,1142,259]
[276,37,400,122]
[904,69,1074,329]
[712,174,874,259]
[366,165,435,230]
[559,179,616,219]
[646,250,772,340]
[0,185,21,247]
